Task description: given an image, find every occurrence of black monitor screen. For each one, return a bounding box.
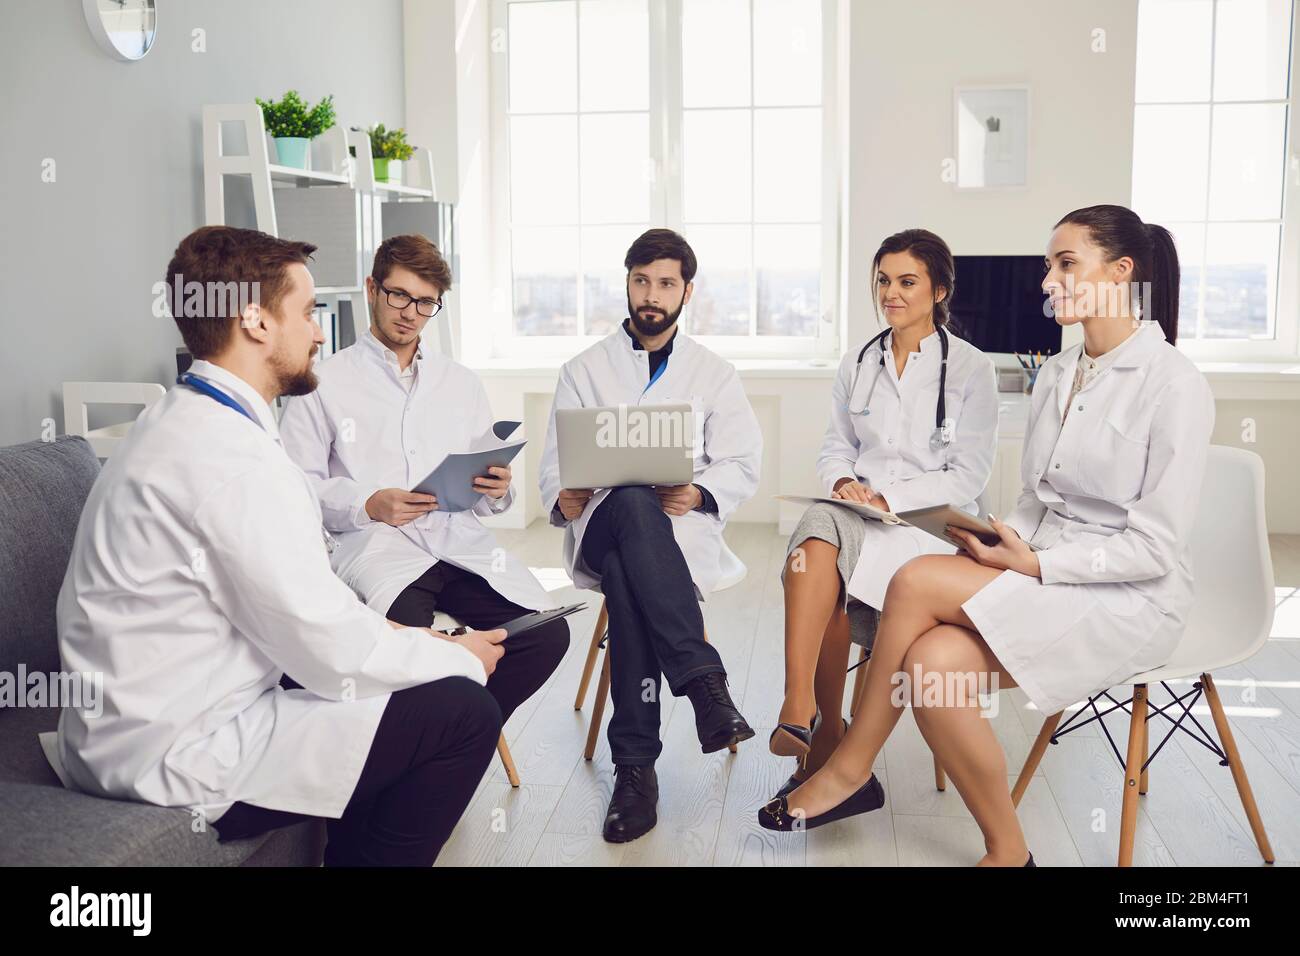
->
[948,256,1061,356]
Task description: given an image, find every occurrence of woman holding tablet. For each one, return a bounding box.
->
[769,229,998,798]
[760,205,1215,869]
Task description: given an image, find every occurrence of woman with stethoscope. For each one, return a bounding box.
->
[768,228,998,799]
[761,205,1215,869]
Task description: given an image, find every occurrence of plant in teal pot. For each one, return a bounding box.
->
[256,90,337,170]
[368,124,415,184]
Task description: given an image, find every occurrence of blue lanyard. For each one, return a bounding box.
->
[177,373,258,426]
[642,357,669,396]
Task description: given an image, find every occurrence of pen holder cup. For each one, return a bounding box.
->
[1023,368,1040,395]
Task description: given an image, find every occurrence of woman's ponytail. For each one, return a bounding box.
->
[1144,222,1180,345]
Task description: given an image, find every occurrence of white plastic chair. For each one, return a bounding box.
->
[1010,445,1276,866]
[430,611,521,788]
[574,541,748,760]
[63,381,166,458]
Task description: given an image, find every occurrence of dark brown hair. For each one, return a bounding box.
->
[165,225,317,360]
[625,228,698,284]
[1054,204,1180,344]
[870,228,957,328]
[372,234,454,294]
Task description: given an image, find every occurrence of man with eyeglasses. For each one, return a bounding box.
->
[281,234,568,736]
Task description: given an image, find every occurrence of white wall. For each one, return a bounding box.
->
[0,0,408,448]
[843,0,1140,349]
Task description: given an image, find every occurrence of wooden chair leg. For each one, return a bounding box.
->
[1118,685,1147,867]
[850,645,869,718]
[1011,711,1063,807]
[1139,712,1150,795]
[573,600,608,710]
[934,757,946,791]
[497,733,520,788]
[584,650,611,761]
[1202,672,1275,863]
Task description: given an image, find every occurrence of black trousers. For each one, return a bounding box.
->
[580,485,725,765]
[215,565,568,864]
[214,677,501,866]
[385,561,571,724]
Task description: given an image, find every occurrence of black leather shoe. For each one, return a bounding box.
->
[769,707,822,759]
[683,672,755,754]
[1025,853,1036,868]
[775,716,849,794]
[775,772,806,798]
[602,764,658,844]
[757,774,885,831]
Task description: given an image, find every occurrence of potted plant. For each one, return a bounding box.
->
[368,124,415,184]
[255,90,337,170]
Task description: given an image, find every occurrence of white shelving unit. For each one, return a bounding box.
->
[201,104,457,357]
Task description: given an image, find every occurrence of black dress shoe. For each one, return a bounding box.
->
[602,764,658,844]
[757,774,885,831]
[769,707,822,759]
[683,672,755,753]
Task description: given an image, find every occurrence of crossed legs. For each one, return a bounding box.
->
[785,553,1029,866]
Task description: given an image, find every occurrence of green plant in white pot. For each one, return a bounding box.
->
[368,124,415,184]
[256,90,337,170]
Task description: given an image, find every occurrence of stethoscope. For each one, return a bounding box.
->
[178,372,338,554]
[847,326,953,451]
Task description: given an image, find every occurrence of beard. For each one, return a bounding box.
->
[627,292,685,338]
[272,343,320,397]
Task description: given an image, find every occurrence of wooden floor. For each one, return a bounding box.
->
[436,524,1300,867]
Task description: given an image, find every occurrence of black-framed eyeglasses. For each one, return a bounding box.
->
[377,282,443,318]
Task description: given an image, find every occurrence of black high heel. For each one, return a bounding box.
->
[757,774,885,832]
[1025,853,1036,868]
[768,706,822,759]
[774,717,850,797]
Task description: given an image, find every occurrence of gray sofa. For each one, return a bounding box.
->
[0,435,324,865]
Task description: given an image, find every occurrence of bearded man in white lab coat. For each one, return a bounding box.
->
[56,226,508,866]
[280,234,568,727]
[539,228,763,843]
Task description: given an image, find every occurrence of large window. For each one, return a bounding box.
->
[493,0,839,358]
[1132,0,1299,357]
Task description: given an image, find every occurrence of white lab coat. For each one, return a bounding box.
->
[816,327,998,608]
[54,360,488,822]
[279,331,553,617]
[538,328,762,597]
[962,321,1216,715]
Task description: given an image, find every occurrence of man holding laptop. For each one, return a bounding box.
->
[539,228,763,843]
[280,234,568,728]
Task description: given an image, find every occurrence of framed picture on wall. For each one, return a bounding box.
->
[954,86,1030,190]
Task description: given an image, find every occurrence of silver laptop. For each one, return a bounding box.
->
[556,403,696,489]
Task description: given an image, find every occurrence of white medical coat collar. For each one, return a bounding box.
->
[186,359,280,439]
[359,326,424,371]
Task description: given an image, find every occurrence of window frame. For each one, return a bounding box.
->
[488,0,843,361]
[1132,0,1300,362]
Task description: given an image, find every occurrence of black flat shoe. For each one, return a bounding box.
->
[684,672,755,754]
[769,706,822,759]
[758,774,885,831]
[775,772,806,798]
[602,764,658,844]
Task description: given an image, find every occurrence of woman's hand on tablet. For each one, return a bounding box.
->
[945,516,1040,578]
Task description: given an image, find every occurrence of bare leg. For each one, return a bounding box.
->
[779,538,842,728]
[786,554,1003,817]
[784,604,853,784]
[807,605,851,772]
[906,624,1026,866]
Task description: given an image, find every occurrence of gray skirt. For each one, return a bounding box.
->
[781,502,880,651]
